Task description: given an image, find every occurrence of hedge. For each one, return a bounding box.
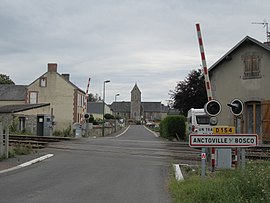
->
[159,115,186,141]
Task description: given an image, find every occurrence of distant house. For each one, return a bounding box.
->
[0,103,50,134]
[26,63,86,131]
[87,101,112,120]
[0,85,27,106]
[208,36,270,143]
[110,84,168,122]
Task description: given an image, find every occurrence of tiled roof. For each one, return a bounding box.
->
[0,103,50,113]
[87,102,104,114]
[141,102,162,112]
[110,101,163,112]
[0,85,27,101]
[110,102,131,112]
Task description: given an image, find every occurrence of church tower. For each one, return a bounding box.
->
[130,83,141,121]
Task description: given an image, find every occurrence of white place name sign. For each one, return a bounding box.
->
[189,134,258,147]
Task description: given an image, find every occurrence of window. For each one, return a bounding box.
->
[19,117,26,132]
[39,77,47,87]
[242,53,262,79]
[77,94,85,107]
[29,91,38,104]
[246,102,261,134]
[196,115,210,125]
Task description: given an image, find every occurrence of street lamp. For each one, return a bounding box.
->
[102,80,110,137]
[114,93,120,132]
[115,93,120,102]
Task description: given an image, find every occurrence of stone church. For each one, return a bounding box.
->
[110,84,168,122]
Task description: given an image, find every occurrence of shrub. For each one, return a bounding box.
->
[160,115,186,140]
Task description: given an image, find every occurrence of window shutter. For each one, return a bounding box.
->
[262,101,270,142]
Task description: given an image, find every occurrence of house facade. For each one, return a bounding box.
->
[209,36,270,143]
[0,103,50,134]
[26,63,85,131]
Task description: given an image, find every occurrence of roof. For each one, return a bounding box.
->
[87,102,113,114]
[0,103,50,113]
[131,83,141,93]
[0,85,27,101]
[110,102,131,112]
[110,101,163,112]
[141,102,162,112]
[209,36,270,72]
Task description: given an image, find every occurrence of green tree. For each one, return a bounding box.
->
[87,93,101,102]
[0,74,15,84]
[170,69,207,116]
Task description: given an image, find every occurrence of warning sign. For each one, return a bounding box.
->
[201,153,206,159]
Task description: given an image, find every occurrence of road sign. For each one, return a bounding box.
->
[201,153,206,159]
[189,134,258,147]
[197,125,213,134]
[213,126,235,134]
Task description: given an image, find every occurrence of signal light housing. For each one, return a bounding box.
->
[204,100,222,117]
[227,99,243,116]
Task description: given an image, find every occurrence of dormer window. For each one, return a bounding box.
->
[40,77,47,87]
[242,53,262,79]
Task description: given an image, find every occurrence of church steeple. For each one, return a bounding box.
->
[130,83,141,121]
[131,83,141,102]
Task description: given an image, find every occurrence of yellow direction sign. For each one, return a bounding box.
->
[213,126,235,134]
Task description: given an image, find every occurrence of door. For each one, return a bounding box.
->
[262,101,270,142]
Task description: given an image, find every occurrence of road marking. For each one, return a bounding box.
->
[115,125,130,138]
[173,164,184,181]
[143,125,159,137]
[0,154,54,174]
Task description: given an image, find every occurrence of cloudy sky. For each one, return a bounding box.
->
[0,0,269,104]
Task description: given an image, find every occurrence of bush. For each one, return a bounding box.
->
[160,115,186,140]
[104,113,115,119]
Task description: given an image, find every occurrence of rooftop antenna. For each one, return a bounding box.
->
[252,20,270,42]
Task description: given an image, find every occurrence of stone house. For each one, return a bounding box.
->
[0,103,50,134]
[26,63,86,131]
[209,36,270,143]
[87,101,112,120]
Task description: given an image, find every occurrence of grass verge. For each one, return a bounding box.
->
[170,161,270,203]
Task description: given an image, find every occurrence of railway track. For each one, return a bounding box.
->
[246,145,270,160]
[7,135,75,149]
[5,135,270,160]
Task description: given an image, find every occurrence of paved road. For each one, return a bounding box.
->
[0,125,199,203]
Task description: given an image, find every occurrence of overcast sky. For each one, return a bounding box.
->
[0,0,269,104]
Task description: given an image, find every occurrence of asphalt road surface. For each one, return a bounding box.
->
[0,125,200,203]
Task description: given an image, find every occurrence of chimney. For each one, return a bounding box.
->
[62,74,70,81]
[48,63,57,72]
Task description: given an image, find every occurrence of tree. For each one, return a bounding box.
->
[0,74,15,84]
[87,93,101,102]
[170,69,207,116]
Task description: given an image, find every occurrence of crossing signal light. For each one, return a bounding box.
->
[204,100,222,117]
[84,113,90,119]
[227,99,243,116]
